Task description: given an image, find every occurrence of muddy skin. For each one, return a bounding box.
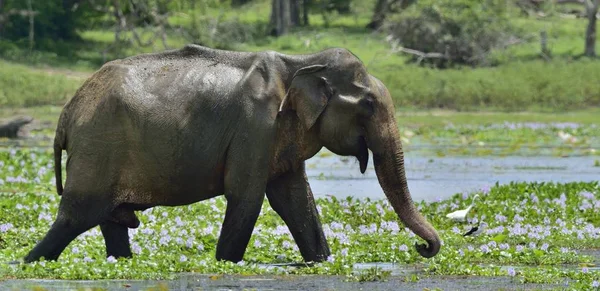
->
[24,45,440,263]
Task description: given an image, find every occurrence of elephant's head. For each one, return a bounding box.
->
[279,48,441,258]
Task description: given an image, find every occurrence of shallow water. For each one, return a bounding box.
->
[0,273,561,291]
[306,149,600,202]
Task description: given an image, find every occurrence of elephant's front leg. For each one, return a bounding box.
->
[216,139,270,262]
[266,164,331,262]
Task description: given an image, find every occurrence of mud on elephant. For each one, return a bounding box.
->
[24,45,440,263]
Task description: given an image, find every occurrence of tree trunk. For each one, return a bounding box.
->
[303,0,309,26]
[366,0,388,30]
[269,0,293,36]
[584,0,599,57]
[27,0,34,51]
[0,0,5,34]
[231,0,251,6]
[366,0,416,30]
[290,0,300,26]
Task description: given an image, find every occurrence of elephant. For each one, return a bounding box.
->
[23,44,440,263]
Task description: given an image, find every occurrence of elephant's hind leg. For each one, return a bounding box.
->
[100,206,139,258]
[100,221,132,259]
[266,164,330,262]
[24,192,111,263]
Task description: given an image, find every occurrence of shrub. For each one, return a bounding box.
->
[385,0,516,68]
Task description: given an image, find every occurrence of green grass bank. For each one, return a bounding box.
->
[1,0,599,111]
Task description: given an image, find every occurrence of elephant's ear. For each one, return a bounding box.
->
[279,64,330,130]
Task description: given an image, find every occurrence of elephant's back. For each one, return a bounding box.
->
[60,61,237,206]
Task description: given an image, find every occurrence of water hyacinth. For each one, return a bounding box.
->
[1,148,600,287]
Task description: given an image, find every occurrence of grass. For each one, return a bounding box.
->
[1,148,600,289]
[1,0,599,110]
[0,60,85,108]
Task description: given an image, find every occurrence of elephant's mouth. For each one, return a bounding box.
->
[357,136,369,174]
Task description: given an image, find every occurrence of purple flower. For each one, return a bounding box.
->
[480,245,491,254]
[499,243,509,250]
[592,281,599,287]
[132,243,142,254]
[514,214,524,223]
[540,243,549,251]
[507,267,516,277]
[516,245,525,252]
[341,248,349,257]
[107,256,117,263]
[582,267,589,273]
[159,235,171,245]
[175,216,184,226]
[141,228,154,235]
[452,226,461,234]
[72,247,79,254]
[495,214,507,223]
[458,249,464,256]
[330,222,343,230]
[381,221,400,234]
[398,244,409,252]
[327,255,335,263]
[179,255,187,262]
[0,223,14,233]
[273,225,290,236]
[481,186,490,195]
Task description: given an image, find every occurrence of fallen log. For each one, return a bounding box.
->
[0,116,33,138]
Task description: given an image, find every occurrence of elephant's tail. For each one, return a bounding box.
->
[54,121,66,196]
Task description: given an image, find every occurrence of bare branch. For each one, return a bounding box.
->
[555,0,585,4]
[394,46,448,65]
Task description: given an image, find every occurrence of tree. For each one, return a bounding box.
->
[231,0,252,5]
[366,0,416,30]
[556,0,599,57]
[584,0,599,57]
[303,0,309,26]
[269,0,301,36]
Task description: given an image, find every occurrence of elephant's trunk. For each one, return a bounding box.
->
[368,120,440,258]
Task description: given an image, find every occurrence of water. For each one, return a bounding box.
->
[306,149,599,202]
[1,139,598,290]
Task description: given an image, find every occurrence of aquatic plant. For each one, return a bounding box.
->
[1,149,600,289]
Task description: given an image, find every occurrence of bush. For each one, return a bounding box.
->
[185,16,266,50]
[385,0,516,68]
[0,0,103,45]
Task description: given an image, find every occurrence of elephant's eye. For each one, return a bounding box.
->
[359,96,375,117]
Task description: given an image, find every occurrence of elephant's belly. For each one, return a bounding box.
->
[112,150,227,207]
[116,166,226,207]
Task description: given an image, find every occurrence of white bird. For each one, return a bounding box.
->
[463,222,487,237]
[446,194,480,223]
[558,131,577,143]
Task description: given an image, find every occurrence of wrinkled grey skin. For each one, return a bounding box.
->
[24,45,440,263]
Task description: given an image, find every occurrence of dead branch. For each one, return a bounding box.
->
[395,47,448,65]
[555,0,585,4]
